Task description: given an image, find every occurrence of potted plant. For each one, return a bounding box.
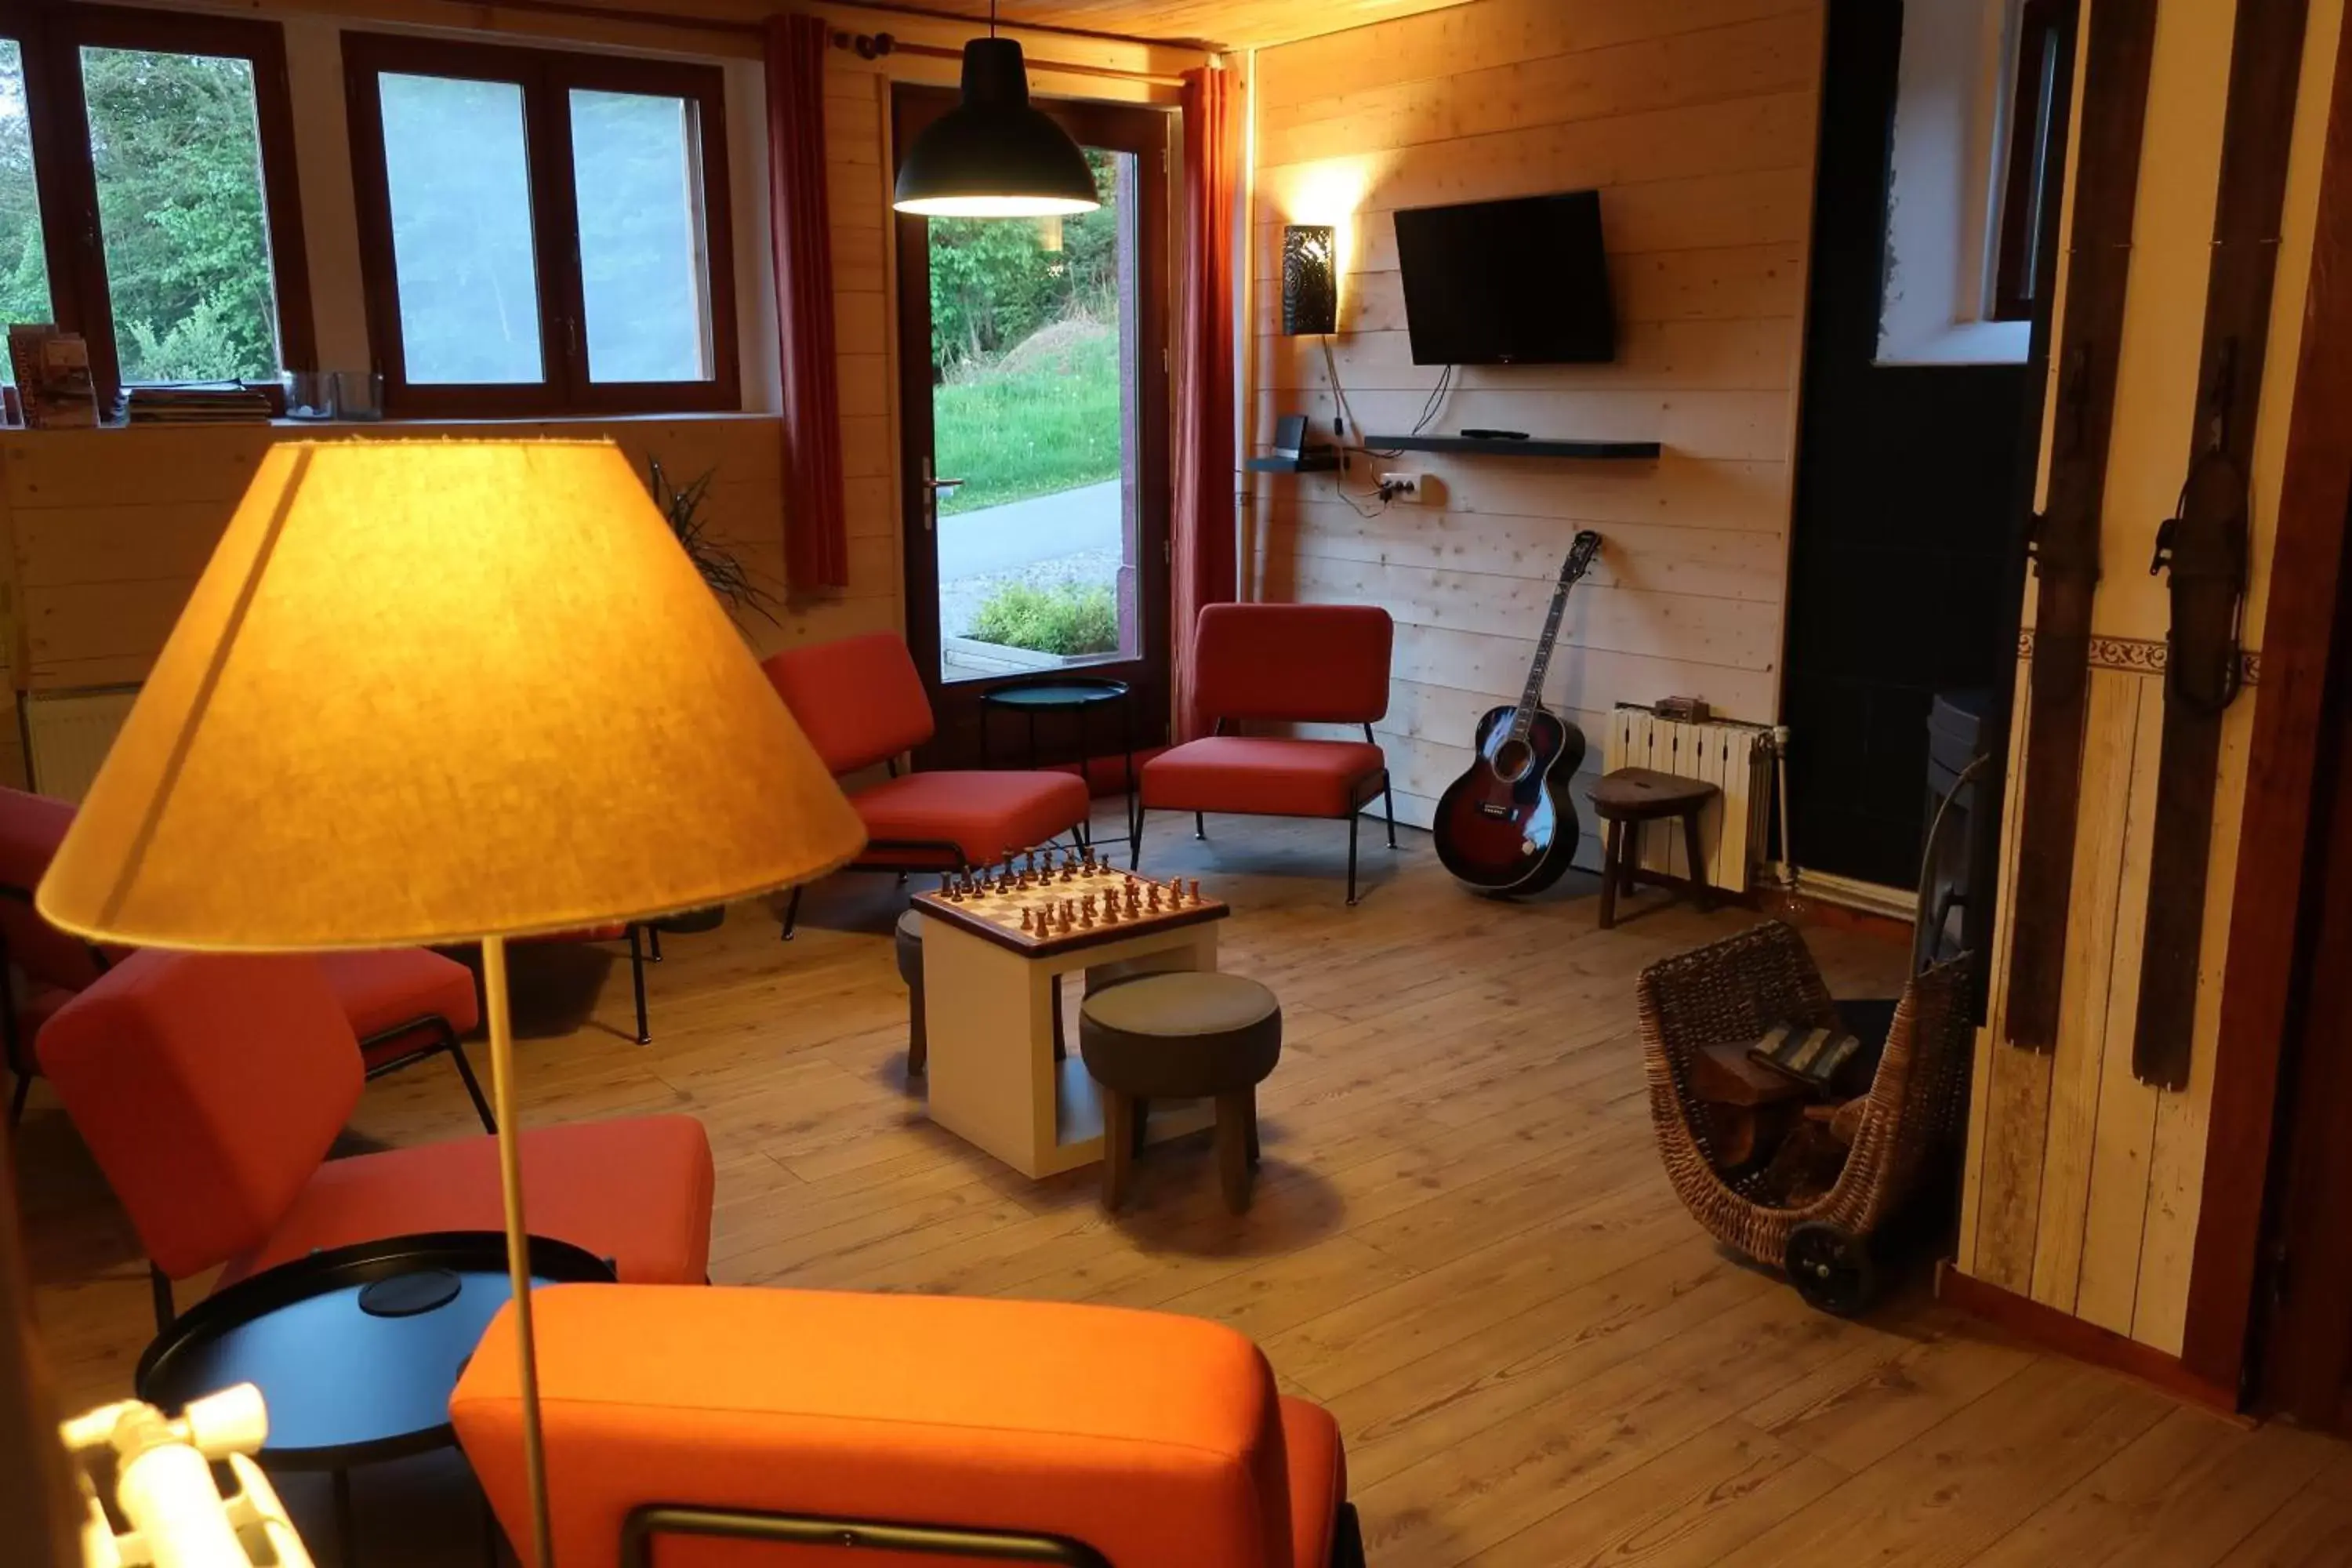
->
[648,457,779,934]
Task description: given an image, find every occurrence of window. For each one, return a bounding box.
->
[1991,0,2076,321]
[0,8,312,402]
[343,34,737,417]
[0,38,53,387]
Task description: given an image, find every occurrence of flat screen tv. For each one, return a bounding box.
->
[1392,191,1614,365]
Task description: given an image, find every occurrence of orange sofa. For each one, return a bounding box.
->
[1142,604,1397,904]
[453,1284,1364,1566]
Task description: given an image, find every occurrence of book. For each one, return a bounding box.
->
[1748,1021,1868,1095]
[10,325,98,429]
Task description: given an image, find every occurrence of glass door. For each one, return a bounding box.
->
[892,89,1171,768]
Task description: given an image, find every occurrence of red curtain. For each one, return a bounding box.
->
[766,14,849,590]
[1171,65,1240,742]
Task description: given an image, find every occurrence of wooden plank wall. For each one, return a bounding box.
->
[1244,0,1826,860]
[1953,0,2343,1356]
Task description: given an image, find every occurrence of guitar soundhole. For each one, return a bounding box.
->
[1491,737,1534,783]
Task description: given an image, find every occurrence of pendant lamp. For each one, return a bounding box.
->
[894,3,1099,217]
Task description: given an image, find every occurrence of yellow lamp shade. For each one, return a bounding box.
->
[38,438,867,949]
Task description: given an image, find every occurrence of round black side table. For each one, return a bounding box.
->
[136,1231,615,1566]
[980,677,1139,865]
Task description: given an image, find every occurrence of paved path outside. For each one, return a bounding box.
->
[937,481,1121,579]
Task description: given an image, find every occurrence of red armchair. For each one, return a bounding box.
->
[0,784,497,1129]
[38,949,715,1332]
[1142,605,1397,904]
[454,1284,1365,1567]
[762,632,1091,937]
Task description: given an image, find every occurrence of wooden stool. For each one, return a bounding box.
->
[893,909,928,1076]
[1078,972,1281,1213]
[1590,768,1719,930]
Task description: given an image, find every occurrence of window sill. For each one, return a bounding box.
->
[2,408,775,436]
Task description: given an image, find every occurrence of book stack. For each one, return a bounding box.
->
[117,382,274,426]
[7,324,99,429]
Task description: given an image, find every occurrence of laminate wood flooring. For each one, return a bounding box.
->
[19,811,2347,1564]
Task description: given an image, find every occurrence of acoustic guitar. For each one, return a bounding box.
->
[1432,531,1603,894]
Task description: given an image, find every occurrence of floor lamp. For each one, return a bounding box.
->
[34,439,868,1568]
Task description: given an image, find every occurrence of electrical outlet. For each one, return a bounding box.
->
[1377,472,1428,504]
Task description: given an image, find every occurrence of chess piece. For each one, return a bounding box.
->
[1058,901,1075,933]
[1018,908,1033,933]
[1146,885,1161,912]
[1079,900,1094,929]
[1187,880,1202,906]
[1126,885,1140,915]
[1103,900,1120,925]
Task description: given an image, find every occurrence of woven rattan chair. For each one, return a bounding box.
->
[1636,921,1973,1313]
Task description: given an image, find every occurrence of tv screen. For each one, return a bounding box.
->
[1392,191,1615,365]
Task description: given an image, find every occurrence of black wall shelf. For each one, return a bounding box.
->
[1244,452,1341,474]
[1365,435,1662,459]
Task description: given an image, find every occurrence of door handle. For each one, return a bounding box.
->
[920,459,962,533]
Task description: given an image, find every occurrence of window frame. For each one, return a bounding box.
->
[341,31,739,419]
[1990,0,2078,322]
[4,2,316,407]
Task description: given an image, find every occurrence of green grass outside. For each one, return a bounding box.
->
[935,327,1120,516]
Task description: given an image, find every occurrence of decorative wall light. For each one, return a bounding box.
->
[1282,224,1338,336]
[893,2,1098,218]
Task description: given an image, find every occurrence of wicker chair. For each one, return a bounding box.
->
[1635,920,1974,1313]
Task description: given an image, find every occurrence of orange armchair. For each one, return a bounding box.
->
[38,949,714,1332]
[762,632,1091,937]
[453,1284,1365,1567]
[1142,605,1397,904]
[0,784,496,1129]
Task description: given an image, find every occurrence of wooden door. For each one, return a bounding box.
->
[891,86,1173,770]
[2254,502,2352,1432]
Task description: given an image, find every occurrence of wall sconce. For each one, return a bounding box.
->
[1282,224,1337,336]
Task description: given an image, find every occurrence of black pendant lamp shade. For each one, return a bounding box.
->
[894,38,1100,217]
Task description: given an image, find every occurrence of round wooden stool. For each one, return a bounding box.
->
[1590,768,1719,930]
[893,909,927,1076]
[1078,972,1282,1214]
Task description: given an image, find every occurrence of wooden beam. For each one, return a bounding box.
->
[2183,2,2352,1396]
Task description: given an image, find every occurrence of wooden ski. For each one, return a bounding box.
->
[2002,0,2161,1051]
[2132,0,2307,1091]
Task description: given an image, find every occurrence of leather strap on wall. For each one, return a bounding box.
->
[2001,0,2161,1051]
[2132,0,2308,1090]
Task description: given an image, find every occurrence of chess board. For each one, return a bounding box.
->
[911,847,1228,956]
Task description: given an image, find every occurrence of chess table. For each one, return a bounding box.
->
[914,848,1229,1178]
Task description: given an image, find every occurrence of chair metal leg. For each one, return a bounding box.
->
[626,924,652,1045]
[779,886,802,942]
[1383,773,1399,849]
[151,1265,174,1336]
[1345,811,1361,906]
[447,1034,497,1133]
[6,1072,27,1128]
[647,926,663,963]
[1194,811,1206,840]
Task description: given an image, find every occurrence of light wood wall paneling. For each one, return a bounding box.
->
[1250,0,1822,839]
[2027,671,2151,1312]
[1953,0,2344,1355]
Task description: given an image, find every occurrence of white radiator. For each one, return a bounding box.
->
[21,685,140,804]
[1601,707,1774,893]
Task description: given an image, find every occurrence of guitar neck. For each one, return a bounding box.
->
[1512,577,1575,730]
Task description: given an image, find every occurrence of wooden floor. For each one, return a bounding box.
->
[21,810,2352,1566]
